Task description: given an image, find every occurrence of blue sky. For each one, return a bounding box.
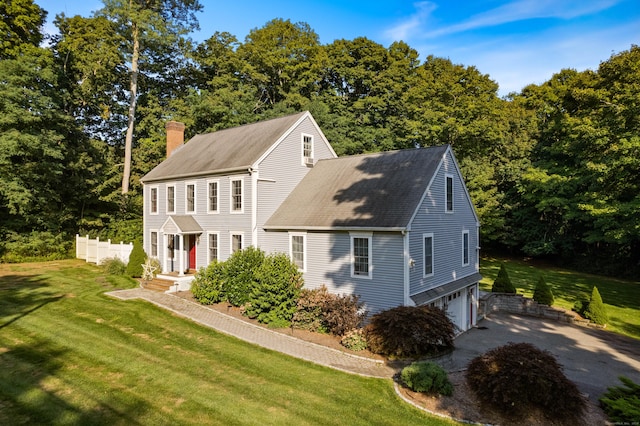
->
[39,0,639,96]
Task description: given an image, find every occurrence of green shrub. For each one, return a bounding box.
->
[532,274,554,305]
[491,263,516,293]
[365,306,455,358]
[466,342,586,423]
[599,376,640,423]
[584,286,608,325]
[223,246,265,306]
[322,293,365,336]
[292,286,332,333]
[401,361,453,396]
[191,261,226,304]
[0,231,72,263]
[126,240,147,278]
[244,252,303,327]
[340,329,368,351]
[100,257,127,275]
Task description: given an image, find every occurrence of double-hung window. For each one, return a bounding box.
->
[150,231,158,257]
[150,187,158,213]
[208,233,219,263]
[302,134,313,165]
[290,233,306,271]
[350,233,372,279]
[167,185,175,213]
[462,230,469,266]
[208,180,219,213]
[424,233,434,277]
[230,178,243,213]
[186,183,196,213]
[445,174,454,213]
[231,233,243,253]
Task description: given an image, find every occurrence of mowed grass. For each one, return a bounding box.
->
[0,260,454,425]
[480,256,640,340]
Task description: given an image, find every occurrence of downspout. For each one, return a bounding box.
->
[402,229,412,306]
[250,167,258,247]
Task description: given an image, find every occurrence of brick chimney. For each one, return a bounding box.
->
[166,121,185,158]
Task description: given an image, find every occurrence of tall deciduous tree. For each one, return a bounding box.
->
[97,0,203,194]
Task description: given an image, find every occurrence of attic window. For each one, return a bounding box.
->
[302,134,313,164]
[445,174,454,212]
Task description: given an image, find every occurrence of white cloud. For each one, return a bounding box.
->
[384,1,438,41]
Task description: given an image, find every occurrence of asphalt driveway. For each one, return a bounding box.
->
[451,312,640,399]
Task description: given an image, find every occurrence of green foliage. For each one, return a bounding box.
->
[401,361,453,396]
[223,246,265,306]
[0,231,72,263]
[532,275,554,305]
[292,286,331,333]
[466,343,586,423]
[491,263,516,293]
[191,261,226,304]
[126,240,147,278]
[365,306,455,358]
[99,257,127,276]
[244,252,303,327]
[340,329,368,351]
[585,286,608,325]
[599,376,640,423]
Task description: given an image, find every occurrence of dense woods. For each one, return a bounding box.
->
[1,0,638,277]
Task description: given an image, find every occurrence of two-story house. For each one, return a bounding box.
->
[141,111,481,331]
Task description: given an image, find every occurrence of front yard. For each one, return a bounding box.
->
[0,260,453,425]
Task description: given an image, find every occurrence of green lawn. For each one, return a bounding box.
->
[480,256,640,340]
[0,260,454,425]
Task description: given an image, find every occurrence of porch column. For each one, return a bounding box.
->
[161,233,167,273]
[179,234,185,276]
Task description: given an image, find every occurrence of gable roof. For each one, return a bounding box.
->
[264,145,450,231]
[141,111,308,183]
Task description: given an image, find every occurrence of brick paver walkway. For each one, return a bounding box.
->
[107,288,397,378]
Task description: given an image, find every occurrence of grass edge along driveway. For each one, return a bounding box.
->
[0,260,455,425]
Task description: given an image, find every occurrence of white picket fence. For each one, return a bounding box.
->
[75,234,133,265]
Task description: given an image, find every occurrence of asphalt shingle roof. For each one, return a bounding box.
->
[142,111,307,183]
[264,145,449,230]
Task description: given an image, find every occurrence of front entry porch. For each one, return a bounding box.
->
[160,215,203,277]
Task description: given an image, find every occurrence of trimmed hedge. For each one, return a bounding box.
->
[191,260,226,304]
[401,361,453,396]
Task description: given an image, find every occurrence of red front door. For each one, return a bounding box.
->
[188,235,196,271]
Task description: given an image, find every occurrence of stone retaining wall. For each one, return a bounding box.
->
[479,292,578,323]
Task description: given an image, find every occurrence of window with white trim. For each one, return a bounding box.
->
[445,174,454,212]
[302,134,313,164]
[230,178,243,213]
[208,233,219,263]
[424,233,434,277]
[167,185,175,213]
[150,187,158,213]
[462,230,469,266]
[231,233,243,253]
[208,180,219,213]
[150,231,158,257]
[289,233,306,271]
[186,183,196,213]
[350,233,372,279]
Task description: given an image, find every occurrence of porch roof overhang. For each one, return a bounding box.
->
[410,272,482,306]
[160,215,203,235]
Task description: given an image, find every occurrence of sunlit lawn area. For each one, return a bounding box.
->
[0,260,455,425]
[480,256,640,340]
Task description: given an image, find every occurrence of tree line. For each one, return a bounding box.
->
[1,0,638,276]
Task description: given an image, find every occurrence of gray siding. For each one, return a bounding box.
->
[408,150,479,298]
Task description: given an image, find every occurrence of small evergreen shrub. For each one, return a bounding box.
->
[401,361,453,396]
[292,286,332,333]
[191,261,226,304]
[365,306,455,358]
[322,293,365,336]
[244,252,303,327]
[223,246,265,306]
[491,263,516,293]
[466,342,586,422]
[532,274,554,305]
[99,257,127,275]
[126,240,147,278]
[340,329,368,351]
[584,286,608,325]
[599,376,640,423]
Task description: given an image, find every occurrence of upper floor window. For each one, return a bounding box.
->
[302,134,313,165]
[186,183,195,213]
[208,180,219,213]
[208,233,219,263]
[424,233,434,277]
[167,185,175,213]
[462,230,469,266]
[445,174,454,212]
[230,178,243,213]
[290,233,306,272]
[350,232,372,279]
[150,187,158,213]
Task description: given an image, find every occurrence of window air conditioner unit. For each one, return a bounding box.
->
[305,157,314,166]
